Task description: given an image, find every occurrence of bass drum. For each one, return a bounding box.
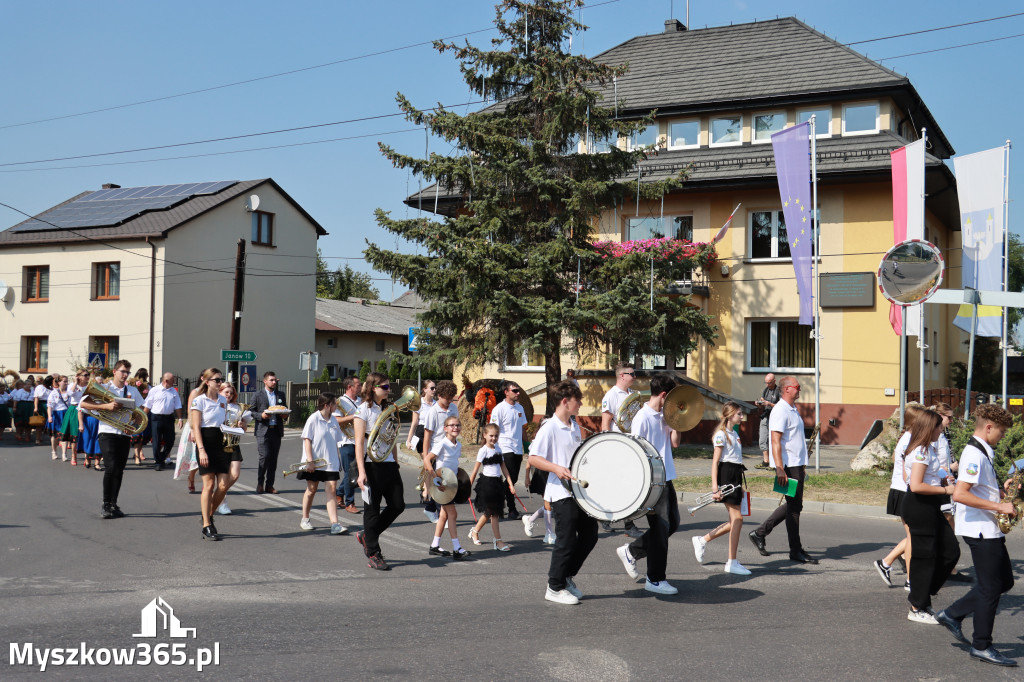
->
[569,432,665,522]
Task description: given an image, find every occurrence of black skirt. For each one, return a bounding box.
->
[197,427,229,475]
[529,468,546,495]
[886,488,906,517]
[227,444,244,463]
[717,461,745,506]
[296,469,340,482]
[474,475,504,516]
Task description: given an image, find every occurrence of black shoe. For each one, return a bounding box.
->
[748,531,768,556]
[789,550,818,565]
[970,647,1017,667]
[202,525,220,541]
[935,610,969,644]
[428,546,451,557]
[154,463,165,471]
[110,505,125,518]
[507,509,520,521]
[947,571,973,583]
[101,504,114,520]
[452,548,472,561]
[209,523,219,536]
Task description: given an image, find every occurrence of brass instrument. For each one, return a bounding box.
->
[221,403,251,453]
[687,484,740,515]
[335,395,357,440]
[366,385,421,463]
[79,378,148,436]
[614,391,648,433]
[663,384,704,433]
[996,467,1024,534]
[282,458,329,478]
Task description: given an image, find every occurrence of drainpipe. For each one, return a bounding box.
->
[147,237,156,373]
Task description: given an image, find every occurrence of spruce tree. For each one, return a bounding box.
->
[367,0,716,412]
[358,359,371,382]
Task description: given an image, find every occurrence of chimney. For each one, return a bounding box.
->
[664,19,686,33]
[102,183,121,189]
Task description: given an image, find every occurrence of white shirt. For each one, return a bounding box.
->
[68,386,85,406]
[301,410,343,472]
[333,394,360,447]
[712,428,743,466]
[144,383,182,415]
[431,436,462,472]
[633,404,677,480]
[889,431,912,492]
[533,416,582,503]
[935,433,951,472]
[490,400,526,455]
[768,400,807,467]
[33,385,51,402]
[12,388,30,401]
[416,399,435,422]
[423,401,458,436]
[904,444,943,487]
[264,388,279,426]
[189,393,226,428]
[0,393,11,405]
[955,438,1004,538]
[477,445,503,477]
[355,402,394,463]
[601,385,633,433]
[94,383,145,435]
[47,390,71,411]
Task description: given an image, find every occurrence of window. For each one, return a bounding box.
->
[797,107,832,137]
[639,354,667,370]
[842,102,879,135]
[326,337,337,348]
[628,215,693,241]
[710,116,742,146]
[89,336,119,369]
[92,262,120,300]
[23,266,49,302]
[933,330,939,366]
[374,340,386,352]
[668,119,699,149]
[24,336,48,372]
[589,132,617,154]
[505,347,545,371]
[251,211,274,246]
[753,113,785,143]
[749,211,791,260]
[747,320,814,371]
[627,125,658,151]
[326,364,339,380]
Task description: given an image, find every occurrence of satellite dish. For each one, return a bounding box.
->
[245,195,260,212]
[877,239,944,305]
[0,280,10,303]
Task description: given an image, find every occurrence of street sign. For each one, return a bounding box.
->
[221,349,257,362]
[408,327,428,352]
[87,352,106,369]
[299,351,319,372]
[239,364,257,396]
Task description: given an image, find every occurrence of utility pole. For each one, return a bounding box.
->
[229,238,246,384]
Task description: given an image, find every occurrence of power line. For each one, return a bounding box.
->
[878,31,1024,61]
[846,11,1024,45]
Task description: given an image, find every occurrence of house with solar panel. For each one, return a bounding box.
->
[407,17,968,445]
[0,179,326,384]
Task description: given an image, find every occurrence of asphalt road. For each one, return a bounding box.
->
[2,430,1023,681]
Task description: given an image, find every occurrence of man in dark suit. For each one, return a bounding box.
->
[252,371,286,494]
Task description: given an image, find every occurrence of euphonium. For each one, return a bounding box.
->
[614,391,648,433]
[222,403,250,453]
[996,468,1024,534]
[366,385,421,462]
[79,378,148,436]
[335,395,357,440]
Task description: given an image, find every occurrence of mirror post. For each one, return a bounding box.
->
[899,305,906,432]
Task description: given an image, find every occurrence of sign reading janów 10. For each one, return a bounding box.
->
[220,349,257,363]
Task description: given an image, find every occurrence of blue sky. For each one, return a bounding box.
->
[1,0,1021,298]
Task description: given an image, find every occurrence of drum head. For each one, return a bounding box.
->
[569,432,658,522]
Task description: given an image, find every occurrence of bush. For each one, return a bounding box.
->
[358,359,371,382]
[317,367,330,382]
[376,359,388,374]
[401,361,414,380]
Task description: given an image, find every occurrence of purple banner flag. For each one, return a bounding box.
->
[771,122,813,325]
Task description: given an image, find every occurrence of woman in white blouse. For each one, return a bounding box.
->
[189,368,228,541]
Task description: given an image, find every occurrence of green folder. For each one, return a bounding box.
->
[773,478,799,497]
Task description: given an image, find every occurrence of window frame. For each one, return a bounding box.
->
[842,101,880,136]
[24,336,49,373]
[797,106,833,138]
[588,131,618,154]
[92,261,120,300]
[745,319,814,373]
[709,115,743,147]
[503,348,546,372]
[625,125,659,151]
[747,209,820,262]
[752,111,786,144]
[89,336,120,370]
[23,265,49,303]
[251,210,275,247]
[666,119,700,150]
[627,214,694,242]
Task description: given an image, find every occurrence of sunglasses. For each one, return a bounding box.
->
[378,384,390,391]
[510,388,521,394]
[620,372,635,377]
[211,377,224,383]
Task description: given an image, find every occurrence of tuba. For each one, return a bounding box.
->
[79,379,148,436]
[222,403,250,453]
[996,468,1024,534]
[614,391,648,433]
[335,395,357,440]
[366,385,421,462]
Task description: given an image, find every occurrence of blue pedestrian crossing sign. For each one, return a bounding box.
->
[87,352,106,369]
[408,327,427,352]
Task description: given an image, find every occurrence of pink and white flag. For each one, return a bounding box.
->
[888,139,925,336]
[712,203,742,243]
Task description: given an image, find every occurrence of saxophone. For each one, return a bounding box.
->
[996,468,1024,534]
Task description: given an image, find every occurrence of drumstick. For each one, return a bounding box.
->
[512,490,529,513]
[571,476,589,488]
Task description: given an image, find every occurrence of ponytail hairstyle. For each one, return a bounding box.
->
[199,367,222,395]
[715,401,742,437]
[902,403,927,434]
[362,372,388,405]
[906,409,942,458]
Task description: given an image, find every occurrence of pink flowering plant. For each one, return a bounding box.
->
[592,237,717,270]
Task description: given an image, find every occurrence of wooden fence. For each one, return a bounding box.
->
[906,387,1024,416]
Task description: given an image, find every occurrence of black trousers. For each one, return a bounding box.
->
[755,465,805,553]
[628,481,680,583]
[902,492,960,611]
[149,413,176,465]
[548,498,598,591]
[256,429,282,489]
[944,535,1014,650]
[362,461,405,557]
[503,453,523,514]
[99,433,130,506]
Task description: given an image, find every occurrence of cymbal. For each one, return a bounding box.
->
[429,467,459,505]
[663,384,704,433]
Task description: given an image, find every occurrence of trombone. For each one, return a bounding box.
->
[687,484,740,516]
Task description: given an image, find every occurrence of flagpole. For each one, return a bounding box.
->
[899,306,907,431]
[919,128,927,405]
[1002,139,1011,406]
[811,114,820,472]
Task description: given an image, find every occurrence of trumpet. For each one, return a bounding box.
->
[687,484,740,516]
[366,385,421,463]
[282,458,328,478]
[79,378,148,436]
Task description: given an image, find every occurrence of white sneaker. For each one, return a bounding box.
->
[215,502,232,515]
[522,516,536,537]
[644,579,678,595]
[907,608,938,625]
[300,518,315,531]
[565,577,583,599]
[616,544,642,580]
[544,587,580,605]
[330,523,347,535]
[724,559,751,575]
[692,535,707,563]
[543,532,557,545]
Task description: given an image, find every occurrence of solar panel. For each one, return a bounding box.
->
[13,180,238,232]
